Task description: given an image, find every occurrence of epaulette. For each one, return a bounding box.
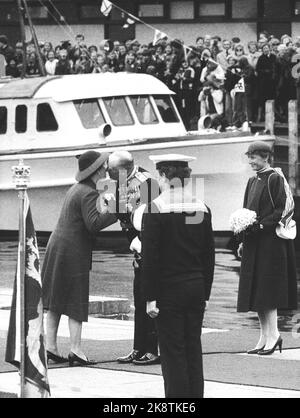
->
[134,171,151,184]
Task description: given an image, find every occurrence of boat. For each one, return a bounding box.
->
[0,72,275,235]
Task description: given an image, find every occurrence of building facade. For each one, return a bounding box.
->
[0,0,300,47]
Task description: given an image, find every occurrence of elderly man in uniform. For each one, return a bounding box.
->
[42,151,117,366]
[108,150,160,366]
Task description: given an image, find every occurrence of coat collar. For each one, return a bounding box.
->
[79,178,96,189]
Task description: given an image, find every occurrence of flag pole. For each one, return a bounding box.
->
[12,159,30,398]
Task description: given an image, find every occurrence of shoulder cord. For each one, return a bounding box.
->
[267,172,276,210]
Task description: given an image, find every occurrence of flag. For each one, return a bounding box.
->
[153,29,168,45]
[123,16,136,29]
[100,0,113,17]
[5,193,50,398]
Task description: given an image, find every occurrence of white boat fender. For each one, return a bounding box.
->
[198,115,212,129]
[99,123,112,138]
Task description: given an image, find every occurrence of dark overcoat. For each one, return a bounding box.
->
[42,179,116,321]
[237,169,298,312]
[256,53,277,105]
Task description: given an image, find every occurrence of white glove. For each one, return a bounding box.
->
[99,193,116,213]
[129,236,142,254]
[146,301,159,318]
[132,204,146,232]
[237,243,243,258]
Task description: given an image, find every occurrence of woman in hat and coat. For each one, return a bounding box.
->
[42,151,117,366]
[237,141,297,355]
[140,154,215,398]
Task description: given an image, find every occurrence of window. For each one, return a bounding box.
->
[0,107,7,134]
[37,103,58,132]
[74,99,105,129]
[153,96,179,123]
[50,2,78,21]
[15,105,27,133]
[103,97,134,126]
[79,5,102,19]
[27,6,48,19]
[198,1,225,17]
[232,0,257,19]
[263,0,291,19]
[170,1,194,19]
[0,5,19,23]
[130,96,158,125]
[138,3,164,17]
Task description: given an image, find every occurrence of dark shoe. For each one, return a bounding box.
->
[68,352,97,367]
[247,346,265,355]
[117,349,141,364]
[132,353,160,365]
[47,350,68,364]
[258,337,283,356]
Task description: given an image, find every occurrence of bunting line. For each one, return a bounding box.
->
[99,0,195,56]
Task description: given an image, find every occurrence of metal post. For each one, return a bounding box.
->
[16,0,27,79]
[22,0,47,76]
[288,100,298,196]
[265,100,275,135]
[12,159,30,398]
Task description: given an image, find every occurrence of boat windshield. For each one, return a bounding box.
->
[103,97,134,126]
[130,96,158,125]
[153,95,179,123]
[74,98,106,129]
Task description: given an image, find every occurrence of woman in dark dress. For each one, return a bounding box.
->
[141,154,215,398]
[237,141,298,355]
[42,151,116,365]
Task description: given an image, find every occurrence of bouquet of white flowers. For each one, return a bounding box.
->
[229,208,257,235]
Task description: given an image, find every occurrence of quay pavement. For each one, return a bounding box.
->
[0,246,299,398]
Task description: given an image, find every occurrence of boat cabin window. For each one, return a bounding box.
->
[37,103,58,131]
[74,99,105,129]
[0,106,7,134]
[15,105,27,133]
[103,97,134,126]
[153,96,179,123]
[130,96,158,125]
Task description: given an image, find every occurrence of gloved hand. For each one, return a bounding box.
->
[129,236,142,254]
[146,301,159,319]
[237,243,243,258]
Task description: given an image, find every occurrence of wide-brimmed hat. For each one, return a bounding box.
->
[75,151,109,182]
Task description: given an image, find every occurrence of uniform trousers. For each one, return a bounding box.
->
[157,279,206,398]
[133,266,158,355]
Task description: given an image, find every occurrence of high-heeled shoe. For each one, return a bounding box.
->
[247,345,265,355]
[258,337,283,356]
[47,350,68,364]
[68,352,97,367]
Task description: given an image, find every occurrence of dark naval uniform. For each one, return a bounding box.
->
[141,190,215,398]
[117,167,160,359]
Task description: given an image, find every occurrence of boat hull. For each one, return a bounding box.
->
[0,134,274,233]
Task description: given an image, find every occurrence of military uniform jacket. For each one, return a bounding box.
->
[117,166,160,244]
[141,188,215,302]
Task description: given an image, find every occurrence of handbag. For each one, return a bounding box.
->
[267,171,297,240]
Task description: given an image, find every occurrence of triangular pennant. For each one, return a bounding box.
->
[153,29,168,45]
[122,16,136,29]
[100,0,113,17]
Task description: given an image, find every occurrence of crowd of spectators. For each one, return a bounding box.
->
[1,31,300,131]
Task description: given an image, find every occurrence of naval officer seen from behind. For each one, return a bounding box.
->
[139,154,215,398]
